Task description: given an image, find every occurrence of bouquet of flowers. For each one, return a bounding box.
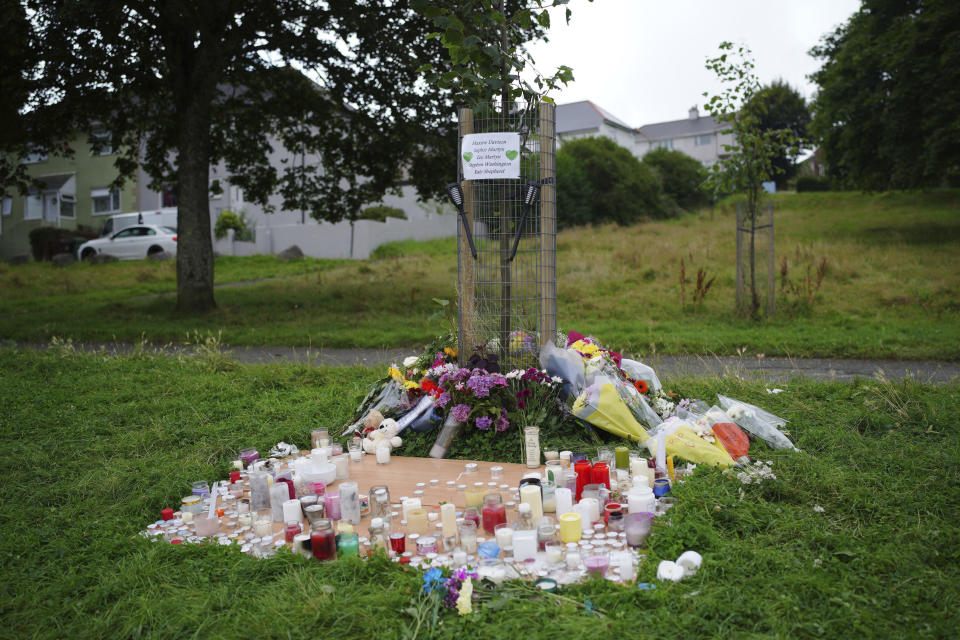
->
[506,367,564,430]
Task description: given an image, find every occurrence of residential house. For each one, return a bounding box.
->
[555,101,638,152]
[635,106,734,167]
[0,133,141,259]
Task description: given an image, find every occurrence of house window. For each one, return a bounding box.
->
[60,194,76,218]
[92,188,121,214]
[90,131,113,156]
[25,195,44,220]
[656,139,674,150]
[695,134,713,146]
[1,197,11,216]
[209,179,223,199]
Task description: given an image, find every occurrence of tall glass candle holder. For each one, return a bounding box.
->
[339,482,361,525]
[311,519,336,561]
[458,520,478,554]
[524,427,541,468]
[324,493,341,521]
[249,472,271,512]
[481,494,506,534]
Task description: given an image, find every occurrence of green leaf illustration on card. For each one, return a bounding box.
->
[462,152,473,163]
[505,150,519,161]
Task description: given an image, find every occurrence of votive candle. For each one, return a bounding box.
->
[519,485,544,526]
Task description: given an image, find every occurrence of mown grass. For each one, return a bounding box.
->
[1,190,958,358]
[1,347,958,639]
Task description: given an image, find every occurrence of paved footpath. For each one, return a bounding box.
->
[10,341,960,383]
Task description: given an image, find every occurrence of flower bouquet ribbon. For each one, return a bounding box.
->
[572,382,650,444]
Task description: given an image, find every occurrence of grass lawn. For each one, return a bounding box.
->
[1,190,959,359]
[1,347,958,638]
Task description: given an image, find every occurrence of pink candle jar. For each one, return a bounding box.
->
[284,520,302,543]
[311,519,337,561]
[324,493,341,521]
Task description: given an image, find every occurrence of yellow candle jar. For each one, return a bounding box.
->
[464,482,486,509]
[559,512,582,544]
[407,508,429,536]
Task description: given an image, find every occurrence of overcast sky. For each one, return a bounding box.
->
[524,0,862,127]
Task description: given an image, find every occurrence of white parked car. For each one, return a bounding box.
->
[77,224,178,261]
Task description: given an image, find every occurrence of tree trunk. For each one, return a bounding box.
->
[175,96,216,312]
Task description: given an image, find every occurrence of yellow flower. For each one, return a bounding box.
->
[388,366,419,390]
[444,347,458,358]
[455,577,473,615]
[570,340,598,355]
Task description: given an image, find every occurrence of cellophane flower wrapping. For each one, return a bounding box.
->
[539,341,585,400]
[645,416,735,468]
[572,381,650,443]
[620,358,663,394]
[717,394,798,451]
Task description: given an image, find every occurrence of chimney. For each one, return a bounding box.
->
[688,105,699,121]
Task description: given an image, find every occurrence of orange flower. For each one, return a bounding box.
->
[633,379,649,394]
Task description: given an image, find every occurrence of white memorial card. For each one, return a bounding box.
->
[461,132,521,180]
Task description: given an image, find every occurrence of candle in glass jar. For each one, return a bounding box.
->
[324,493,341,521]
[334,454,349,480]
[284,520,302,542]
[615,446,630,470]
[376,442,391,464]
[282,499,302,523]
[555,487,573,517]
[181,511,193,524]
[337,531,359,556]
[574,460,592,501]
[254,516,273,538]
[440,503,457,538]
[558,513,582,543]
[494,523,514,551]
[464,482,486,509]
[481,494,506,534]
[407,508,429,535]
[512,529,537,562]
[311,521,336,561]
[591,461,611,490]
[541,481,556,513]
[401,498,422,522]
[519,484,544,525]
[270,483,289,521]
[339,482,361,525]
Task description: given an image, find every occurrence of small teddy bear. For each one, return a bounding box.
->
[361,417,403,454]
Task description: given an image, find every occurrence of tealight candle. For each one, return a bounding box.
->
[181,511,193,524]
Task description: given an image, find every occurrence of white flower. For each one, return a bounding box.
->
[505,369,523,379]
[813,505,825,513]
[403,356,419,369]
[551,376,563,384]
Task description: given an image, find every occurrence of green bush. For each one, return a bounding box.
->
[213,210,253,240]
[640,147,710,210]
[796,176,832,192]
[556,136,670,229]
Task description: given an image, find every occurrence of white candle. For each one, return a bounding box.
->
[582,497,600,524]
[334,454,349,479]
[513,529,538,562]
[282,499,302,523]
[545,544,563,564]
[519,485,544,525]
[618,551,636,582]
[495,526,514,549]
[181,511,193,524]
[270,484,289,521]
[441,503,457,538]
[575,503,592,532]
[555,487,573,516]
[376,443,391,465]
[402,498,422,523]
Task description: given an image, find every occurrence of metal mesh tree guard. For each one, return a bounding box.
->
[735,200,775,317]
[454,101,557,371]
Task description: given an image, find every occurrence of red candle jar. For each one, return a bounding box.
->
[161,508,174,521]
[389,532,406,554]
[311,520,337,561]
[481,494,506,534]
[229,471,242,483]
[284,520,302,543]
[591,461,610,490]
[574,460,592,501]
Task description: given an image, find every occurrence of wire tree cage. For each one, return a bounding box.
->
[449,101,557,371]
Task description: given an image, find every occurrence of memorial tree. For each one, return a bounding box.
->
[25,0,458,311]
[703,42,801,318]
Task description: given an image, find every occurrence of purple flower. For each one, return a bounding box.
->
[475,416,493,430]
[435,392,450,408]
[451,403,472,422]
[495,408,510,432]
[517,400,526,410]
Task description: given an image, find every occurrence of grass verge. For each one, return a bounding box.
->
[1,191,959,359]
[1,347,958,638]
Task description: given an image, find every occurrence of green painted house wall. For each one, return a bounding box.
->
[0,136,141,259]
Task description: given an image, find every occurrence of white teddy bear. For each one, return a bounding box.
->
[361,418,403,454]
